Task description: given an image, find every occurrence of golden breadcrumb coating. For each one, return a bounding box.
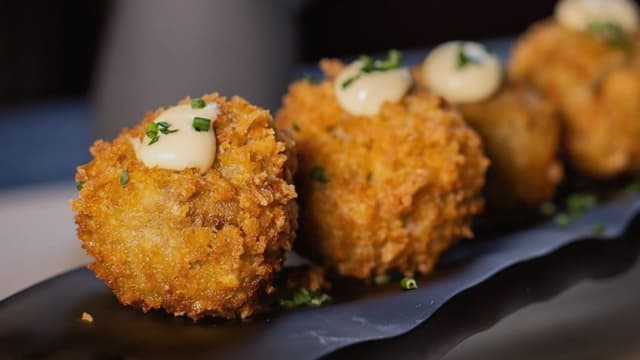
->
[457,85,563,209]
[510,19,640,177]
[71,93,298,320]
[275,60,488,279]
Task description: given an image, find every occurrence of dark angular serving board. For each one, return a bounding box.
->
[1,194,639,359]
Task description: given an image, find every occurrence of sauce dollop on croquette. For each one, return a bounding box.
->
[421,41,502,104]
[334,60,412,116]
[555,0,638,34]
[132,101,219,173]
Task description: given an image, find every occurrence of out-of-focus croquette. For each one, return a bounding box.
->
[457,85,563,209]
[71,93,298,320]
[275,60,488,279]
[510,19,640,177]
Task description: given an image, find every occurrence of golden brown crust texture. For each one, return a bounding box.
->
[276,62,488,279]
[72,93,298,320]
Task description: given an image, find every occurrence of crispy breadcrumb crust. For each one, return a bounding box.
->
[510,19,640,177]
[72,93,298,320]
[275,60,488,279]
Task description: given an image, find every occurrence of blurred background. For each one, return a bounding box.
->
[0,0,560,188]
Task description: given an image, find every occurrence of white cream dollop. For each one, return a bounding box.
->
[132,102,219,174]
[334,60,412,116]
[555,0,639,34]
[421,41,502,104]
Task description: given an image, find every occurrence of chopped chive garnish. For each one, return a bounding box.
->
[400,277,418,290]
[540,202,556,216]
[292,123,301,132]
[279,288,332,309]
[303,74,319,84]
[148,135,159,145]
[309,293,332,307]
[554,213,570,228]
[156,121,179,135]
[587,21,631,52]
[146,122,158,138]
[457,42,484,69]
[341,75,360,89]
[374,274,390,285]
[192,117,211,132]
[625,182,640,196]
[566,193,597,220]
[120,170,129,187]
[191,98,206,109]
[341,50,403,89]
[310,166,329,183]
[592,223,605,235]
[76,181,85,191]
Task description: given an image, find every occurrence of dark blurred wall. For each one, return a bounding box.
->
[300,0,559,61]
[0,1,109,105]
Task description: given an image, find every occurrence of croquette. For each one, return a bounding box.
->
[275,60,488,279]
[456,85,563,209]
[510,19,640,177]
[414,57,563,210]
[71,93,298,320]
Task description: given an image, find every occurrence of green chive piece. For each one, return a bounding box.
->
[76,181,85,191]
[540,202,556,216]
[146,122,159,139]
[191,98,206,109]
[292,123,301,132]
[159,128,179,135]
[566,192,598,221]
[192,117,211,132]
[374,274,390,285]
[624,182,640,196]
[457,42,484,69]
[279,288,332,309]
[341,50,403,89]
[156,121,178,135]
[554,213,570,228]
[303,74,319,84]
[587,21,631,52]
[592,223,605,235]
[120,170,129,187]
[400,277,418,290]
[310,166,329,183]
[148,135,159,145]
[376,49,401,70]
[341,74,361,89]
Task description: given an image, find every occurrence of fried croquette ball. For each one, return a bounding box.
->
[509,19,640,177]
[275,60,488,279]
[413,43,563,209]
[457,85,563,209]
[71,93,298,320]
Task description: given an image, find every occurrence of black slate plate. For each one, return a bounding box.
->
[2,194,640,360]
